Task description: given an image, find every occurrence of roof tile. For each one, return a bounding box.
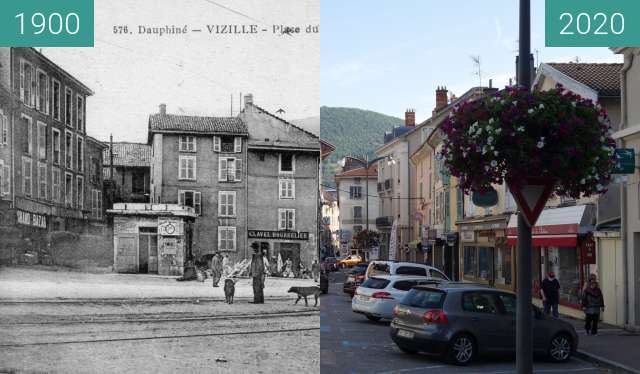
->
[149,113,248,135]
[548,63,622,97]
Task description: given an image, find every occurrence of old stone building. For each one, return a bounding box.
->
[240,94,320,273]
[148,104,249,262]
[103,142,151,205]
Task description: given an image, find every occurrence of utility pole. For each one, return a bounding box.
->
[516,0,533,373]
[365,155,370,231]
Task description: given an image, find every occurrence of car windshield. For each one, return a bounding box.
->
[369,263,390,277]
[361,277,390,289]
[396,266,427,276]
[402,289,445,309]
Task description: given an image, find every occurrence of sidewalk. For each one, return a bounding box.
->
[0,266,317,301]
[564,316,640,374]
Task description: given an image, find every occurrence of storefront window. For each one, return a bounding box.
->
[477,247,493,281]
[547,246,581,305]
[495,246,512,286]
[463,246,476,277]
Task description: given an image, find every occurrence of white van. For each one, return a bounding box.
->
[364,261,449,281]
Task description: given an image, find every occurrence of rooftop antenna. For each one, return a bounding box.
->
[534,48,540,67]
[471,55,482,93]
[230,94,233,116]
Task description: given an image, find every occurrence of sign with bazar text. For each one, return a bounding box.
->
[248,230,309,241]
[16,209,47,229]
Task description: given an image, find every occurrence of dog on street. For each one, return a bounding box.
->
[288,286,320,307]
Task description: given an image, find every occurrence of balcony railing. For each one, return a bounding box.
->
[375,216,393,229]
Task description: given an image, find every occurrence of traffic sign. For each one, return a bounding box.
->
[612,148,635,174]
[506,177,556,227]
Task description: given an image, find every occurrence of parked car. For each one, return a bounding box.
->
[319,270,329,294]
[338,254,363,268]
[352,275,443,321]
[342,264,369,295]
[365,261,449,281]
[322,257,339,272]
[390,284,578,366]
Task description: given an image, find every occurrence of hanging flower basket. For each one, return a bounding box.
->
[439,85,617,199]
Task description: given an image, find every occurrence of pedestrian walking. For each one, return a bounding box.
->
[211,252,223,287]
[582,280,605,335]
[582,273,597,296]
[249,243,265,304]
[311,259,320,282]
[284,257,293,278]
[540,271,560,318]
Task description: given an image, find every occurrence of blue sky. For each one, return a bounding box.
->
[321,0,622,123]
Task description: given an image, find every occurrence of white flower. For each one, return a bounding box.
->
[494,151,499,156]
[490,160,498,167]
[485,165,490,171]
[482,146,488,155]
[462,151,468,158]
[580,179,586,184]
[528,108,534,114]
[539,103,545,109]
[495,128,502,134]
[597,184,604,191]
[489,118,495,124]
[572,102,577,107]
[476,127,483,136]
[517,126,525,132]
[537,141,545,149]
[487,136,493,145]
[490,145,495,150]
[513,100,518,106]
[500,100,506,105]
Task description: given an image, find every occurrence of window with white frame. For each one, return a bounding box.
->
[218,226,236,251]
[52,79,61,121]
[278,208,295,230]
[279,178,295,199]
[0,160,9,198]
[52,128,60,165]
[36,69,49,113]
[92,189,102,219]
[76,176,84,209]
[179,136,196,152]
[1,111,7,146]
[65,131,73,169]
[21,114,32,155]
[65,172,73,207]
[349,185,362,200]
[178,155,196,180]
[77,136,84,172]
[218,191,236,217]
[76,96,84,132]
[234,137,242,153]
[214,135,241,153]
[218,157,242,182]
[52,167,61,202]
[178,190,201,215]
[37,122,46,160]
[38,162,47,199]
[22,157,32,196]
[20,59,34,106]
[65,88,73,127]
[279,153,295,173]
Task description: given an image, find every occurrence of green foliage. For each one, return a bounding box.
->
[321,106,403,186]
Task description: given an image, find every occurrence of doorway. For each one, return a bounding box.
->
[139,228,158,274]
[279,242,301,276]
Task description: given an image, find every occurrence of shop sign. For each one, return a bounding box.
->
[16,210,47,229]
[446,233,458,246]
[460,230,475,242]
[248,230,310,240]
[478,230,496,239]
[580,235,596,264]
[162,237,177,255]
[158,219,180,236]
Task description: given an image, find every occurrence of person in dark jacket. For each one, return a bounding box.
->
[582,280,605,335]
[540,271,561,318]
[249,243,265,304]
[210,252,223,287]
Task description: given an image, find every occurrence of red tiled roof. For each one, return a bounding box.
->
[548,63,622,97]
[149,113,248,135]
[335,166,378,178]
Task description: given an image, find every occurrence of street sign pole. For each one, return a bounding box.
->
[517,0,533,373]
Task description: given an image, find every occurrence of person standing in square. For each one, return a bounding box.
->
[249,242,265,304]
[582,280,605,335]
[540,271,560,318]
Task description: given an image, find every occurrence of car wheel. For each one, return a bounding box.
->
[446,334,476,366]
[548,333,573,363]
[366,315,381,322]
[397,345,418,355]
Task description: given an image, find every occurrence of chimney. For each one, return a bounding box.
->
[244,93,253,109]
[489,79,493,89]
[159,104,166,115]
[434,86,448,114]
[405,109,415,127]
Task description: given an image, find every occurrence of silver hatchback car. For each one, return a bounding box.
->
[390,284,578,366]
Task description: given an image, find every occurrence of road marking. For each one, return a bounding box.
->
[450,368,596,374]
[375,365,447,374]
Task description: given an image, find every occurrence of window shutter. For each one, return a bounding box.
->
[218,191,225,216]
[31,67,36,107]
[219,158,227,181]
[217,227,222,251]
[1,115,6,145]
[194,192,201,215]
[229,192,235,216]
[46,78,50,115]
[20,62,25,101]
[235,159,242,181]
[213,136,221,152]
[289,210,295,230]
[279,209,285,229]
[178,190,185,206]
[234,137,242,153]
[231,227,236,251]
[179,136,184,151]
[278,180,284,198]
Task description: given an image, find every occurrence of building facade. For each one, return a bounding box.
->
[0,48,106,264]
[148,104,249,263]
[103,142,151,205]
[241,95,320,273]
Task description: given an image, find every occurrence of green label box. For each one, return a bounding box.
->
[0,0,94,47]
[546,0,640,47]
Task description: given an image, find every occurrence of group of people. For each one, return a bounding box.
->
[540,271,605,335]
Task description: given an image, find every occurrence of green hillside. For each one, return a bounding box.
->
[321,106,404,187]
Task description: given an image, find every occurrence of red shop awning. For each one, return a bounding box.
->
[506,205,591,247]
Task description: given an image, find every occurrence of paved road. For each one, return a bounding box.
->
[0,298,320,373]
[320,270,613,374]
